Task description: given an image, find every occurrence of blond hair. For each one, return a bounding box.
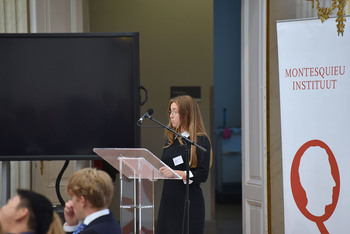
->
[165,95,212,168]
[47,212,65,234]
[66,168,114,208]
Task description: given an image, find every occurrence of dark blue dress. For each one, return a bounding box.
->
[156,135,211,234]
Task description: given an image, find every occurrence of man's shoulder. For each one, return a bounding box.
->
[84,213,121,234]
[90,212,118,224]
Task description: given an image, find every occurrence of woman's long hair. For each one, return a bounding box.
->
[165,95,212,168]
[47,212,65,234]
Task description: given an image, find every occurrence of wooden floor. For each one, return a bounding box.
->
[204,202,242,234]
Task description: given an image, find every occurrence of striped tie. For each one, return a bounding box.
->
[73,223,87,234]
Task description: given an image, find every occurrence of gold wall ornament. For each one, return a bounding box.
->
[307,0,347,36]
[41,160,44,175]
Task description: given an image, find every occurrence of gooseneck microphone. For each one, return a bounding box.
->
[138,108,153,124]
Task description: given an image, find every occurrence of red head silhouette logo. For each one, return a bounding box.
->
[291,139,340,234]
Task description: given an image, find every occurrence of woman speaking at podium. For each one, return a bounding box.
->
[156,95,212,234]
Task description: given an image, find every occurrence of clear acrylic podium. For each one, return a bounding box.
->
[93,148,181,234]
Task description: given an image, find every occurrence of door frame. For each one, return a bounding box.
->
[241,0,268,233]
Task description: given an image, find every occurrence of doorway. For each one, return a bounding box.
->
[213,0,242,232]
[213,0,242,203]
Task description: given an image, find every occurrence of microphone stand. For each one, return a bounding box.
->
[144,115,207,234]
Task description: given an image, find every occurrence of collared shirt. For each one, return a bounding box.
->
[63,209,110,232]
[181,131,190,138]
[181,131,194,184]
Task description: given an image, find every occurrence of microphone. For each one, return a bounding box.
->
[138,108,153,124]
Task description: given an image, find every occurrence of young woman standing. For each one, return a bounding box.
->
[156,95,212,234]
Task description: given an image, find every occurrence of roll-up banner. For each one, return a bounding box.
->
[277,17,349,233]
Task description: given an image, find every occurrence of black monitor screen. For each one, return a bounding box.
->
[0,33,140,157]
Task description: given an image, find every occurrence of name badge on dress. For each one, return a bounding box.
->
[173,155,184,166]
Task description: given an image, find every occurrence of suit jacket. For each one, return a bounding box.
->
[67,213,121,234]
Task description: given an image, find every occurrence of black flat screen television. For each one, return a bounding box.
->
[0,33,140,158]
